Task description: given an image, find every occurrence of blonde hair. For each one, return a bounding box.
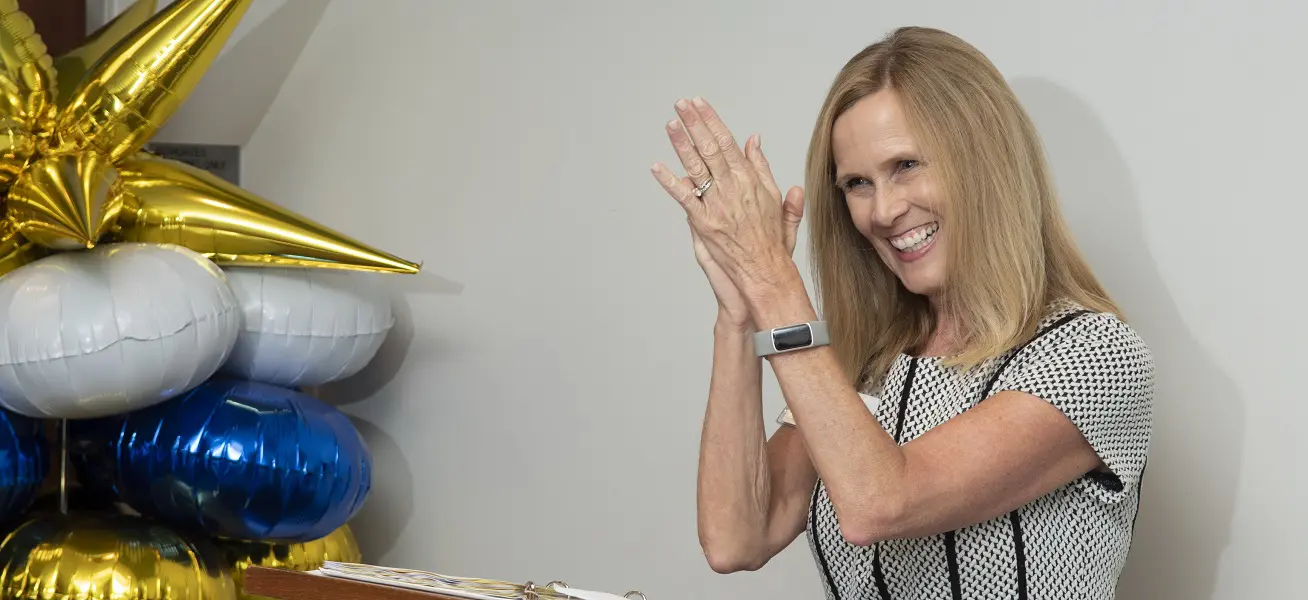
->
[806,26,1120,386]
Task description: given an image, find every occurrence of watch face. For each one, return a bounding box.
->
[772,324,813,352]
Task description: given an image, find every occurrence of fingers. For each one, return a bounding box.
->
[744,134,782,199]
[686,97,750,175]
[675,98,742,183]
[650,162,704,217]
[782,186,805,254]
[744,134,803,253]
[666,119,712,188]
[784,186,806,222]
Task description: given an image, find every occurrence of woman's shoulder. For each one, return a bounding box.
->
[1000,299,1155,506]
[1038,299,1149,350]
[1020,298,1155,383]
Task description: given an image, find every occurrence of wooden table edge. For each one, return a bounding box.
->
[244,566,467,600]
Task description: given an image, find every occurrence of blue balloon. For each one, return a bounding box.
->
[0,408,46,525]
[70,378,371,542]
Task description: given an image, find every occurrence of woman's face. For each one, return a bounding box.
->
[832,89,947,300]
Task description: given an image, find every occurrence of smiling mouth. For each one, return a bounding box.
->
[888,222,939,253]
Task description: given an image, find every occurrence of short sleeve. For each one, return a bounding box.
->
[992,312,1156,504]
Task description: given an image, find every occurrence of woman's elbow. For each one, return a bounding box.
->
[699,531,771,573]
[701,545,768,574]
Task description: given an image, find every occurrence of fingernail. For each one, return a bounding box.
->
[666,119,679,132]
[692,97,707,108]
[755,134,762,149]
[675,99,689,111]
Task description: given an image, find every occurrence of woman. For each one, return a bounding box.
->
[649,26,1154,600]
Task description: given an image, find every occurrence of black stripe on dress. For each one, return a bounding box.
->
[810,483,842,600]
[944,530,962,600]
[872,357,919,599]
[942,309,1091,600]
[872,545,892,600]
[980,310,1090,400]
[893,358,917,441]
[1010,510,1029,600]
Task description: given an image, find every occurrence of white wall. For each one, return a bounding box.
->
[99,1,1305,598]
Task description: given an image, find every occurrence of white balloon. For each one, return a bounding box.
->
[220,268,394,387]
[0,243,240,419]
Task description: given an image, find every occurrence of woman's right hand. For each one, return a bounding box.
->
[659,128,805,329]
[689,222,753,327]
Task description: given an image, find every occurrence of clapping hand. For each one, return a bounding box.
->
[650,97,805,328]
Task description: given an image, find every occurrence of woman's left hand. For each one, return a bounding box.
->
[650,97,802,295]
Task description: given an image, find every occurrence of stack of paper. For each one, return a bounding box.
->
[315,561,645,600]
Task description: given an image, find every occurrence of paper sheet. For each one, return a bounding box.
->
[314,562,643,600]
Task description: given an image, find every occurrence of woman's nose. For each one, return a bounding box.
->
[872,185,911,228]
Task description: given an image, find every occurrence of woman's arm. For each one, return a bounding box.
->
[658,97,1150,549]
[738,262,1107,546]
[697,317,817,573]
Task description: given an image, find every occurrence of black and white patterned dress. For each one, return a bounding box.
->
[805,300,1155,600]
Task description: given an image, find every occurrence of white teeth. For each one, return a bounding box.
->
[889,223,939,252]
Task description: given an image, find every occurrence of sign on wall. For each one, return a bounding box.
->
[144,142,241,185]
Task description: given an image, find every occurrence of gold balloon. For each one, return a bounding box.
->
[55,0,251,162]
[0,1,54,191]
[114,153,421,274]
[0,513,237,600]
[7,151,122,249]
[52,0,159,110]
[0,0,420,274]
[0,218,45,278]
[217,524,362,600]
[0,119,33,189]
[0,0,55,131]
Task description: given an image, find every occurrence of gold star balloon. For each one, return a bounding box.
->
[0,0,420,276]
[0,0,55,189]
[50,0,158,110]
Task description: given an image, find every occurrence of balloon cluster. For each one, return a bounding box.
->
[0,1,404,598]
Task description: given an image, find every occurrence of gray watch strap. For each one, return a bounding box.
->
[753,321,830,357]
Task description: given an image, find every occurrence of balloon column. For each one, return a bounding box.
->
[0,1,411,598]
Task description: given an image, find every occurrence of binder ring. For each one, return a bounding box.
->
[624,592,647,599]
[523,581,539,600]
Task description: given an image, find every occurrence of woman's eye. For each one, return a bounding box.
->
[898,159,918,171]
[843,177,870,190]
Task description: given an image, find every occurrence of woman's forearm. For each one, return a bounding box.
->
[696,314,772,570]
[739,260,909,544]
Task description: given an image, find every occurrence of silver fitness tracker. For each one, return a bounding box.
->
[753,321,830,357]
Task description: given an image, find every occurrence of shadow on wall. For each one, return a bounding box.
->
[306,274,462,558]
[1011,77,1246,600]
[310,273,463,407]
[154,0,330,146]
[347,416,416,561]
